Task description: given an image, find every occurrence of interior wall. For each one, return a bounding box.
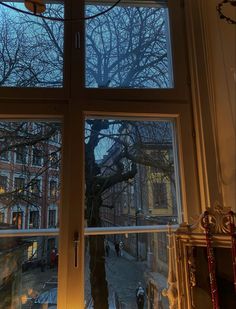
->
[205,0,236,210]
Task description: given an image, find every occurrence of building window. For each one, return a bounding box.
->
[152,182,168,209]
[12,211,24,229]
[49,180,57,198]
[48,209,56,228]
[0,145,8,161]
[50,153,59,169]
[27,241,38,260]
[14,177,25,193]
[32,148,43,166]
[30,179,41,195]
[29,210,39,229]
[15,146,27,164]
[0,212,4,223]
[85,1,172,88]
[0,175,7,193]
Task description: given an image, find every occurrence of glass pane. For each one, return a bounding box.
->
[85,233,170,308]
[84,118,181,228]
[85,1,173,89]
[0,120,62,308]
[0,2,64,88]
[0,236,58,308]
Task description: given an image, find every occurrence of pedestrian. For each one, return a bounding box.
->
[119,240,124,256]
[105,241,110,257]
[50,248,56,268]
[115,241,120,257]
[136,282,145,309]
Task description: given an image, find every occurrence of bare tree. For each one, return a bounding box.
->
[0,3,63,87]
[86,4,171,88]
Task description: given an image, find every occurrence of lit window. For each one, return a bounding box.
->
[27,241,38,260]
[12,211,23,229]
[0,175,7,193]
[49,180,57,198]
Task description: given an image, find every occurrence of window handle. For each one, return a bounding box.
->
[73,231,80,268]
[75,32,80,49]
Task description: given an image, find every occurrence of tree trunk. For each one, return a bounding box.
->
[89,235,109,309]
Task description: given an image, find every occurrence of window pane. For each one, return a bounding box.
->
[84,117,181,228]
[0,235,58,308]
[0,120,61,308]
[85,1,173,88]
[0,120,61,230]
[85,233,170,308]
[0,2,64,88]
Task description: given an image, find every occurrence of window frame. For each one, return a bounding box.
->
[70,0,189,101]
[0,1,202,307]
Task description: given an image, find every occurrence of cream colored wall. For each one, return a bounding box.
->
[205,0,236,210]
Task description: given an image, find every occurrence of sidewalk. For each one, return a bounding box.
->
[105,248,147,309]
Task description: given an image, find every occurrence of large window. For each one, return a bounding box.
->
[84,116,181,308]
[85,1,173,89]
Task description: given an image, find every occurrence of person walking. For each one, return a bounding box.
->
[136,282,145,309]
[105,241,110,257]
[115,241,120,257]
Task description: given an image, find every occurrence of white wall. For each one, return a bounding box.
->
[205,0,236,209]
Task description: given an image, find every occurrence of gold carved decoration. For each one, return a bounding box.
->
[162,226,178,309]
[177,206,233,235]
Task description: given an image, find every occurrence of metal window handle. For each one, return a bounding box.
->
[73,231,80,268]
[75,32,80,49]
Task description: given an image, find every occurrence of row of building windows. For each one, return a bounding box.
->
[0,146,59,169]
[0,175,58,198]
[0,208,57,229]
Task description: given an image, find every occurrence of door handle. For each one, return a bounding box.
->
[73,231,80,268]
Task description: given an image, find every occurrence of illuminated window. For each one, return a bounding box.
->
[12,211,23,229]
[0,175,7,193]
[27,241,38,260]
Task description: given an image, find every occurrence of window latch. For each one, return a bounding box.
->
[73,231,80,268]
